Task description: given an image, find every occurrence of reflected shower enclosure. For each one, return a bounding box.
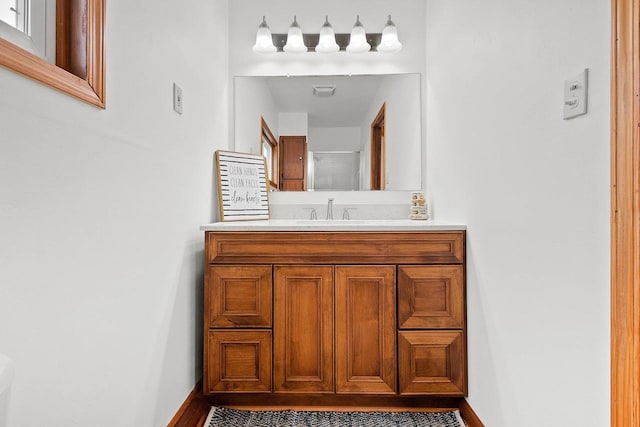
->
[308,151,360,191]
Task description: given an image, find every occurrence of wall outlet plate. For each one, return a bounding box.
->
[173,83,183,115]
[563,69,588,120]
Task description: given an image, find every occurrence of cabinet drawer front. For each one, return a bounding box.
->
[398,266,465,329]
[206,265,272,328]
[205,330,272,393]
[207,232,464,264]
[398,331,466,396]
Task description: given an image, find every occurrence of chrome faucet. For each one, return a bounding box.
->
[326,198,334,220]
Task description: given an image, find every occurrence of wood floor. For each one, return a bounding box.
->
[168,384,485,427]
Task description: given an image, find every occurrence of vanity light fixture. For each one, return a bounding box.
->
[376,15,403,53]
[252,16,277,54]
[283,16,307,53]
[315,16,339,53]
[252,14,402,54]
[346,15,371,53]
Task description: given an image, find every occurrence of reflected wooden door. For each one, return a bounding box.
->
[279,136,307,191]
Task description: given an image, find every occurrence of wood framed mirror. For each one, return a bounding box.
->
[0,0,105,108]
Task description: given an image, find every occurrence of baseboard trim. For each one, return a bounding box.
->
[167,381,210,427]
[459,399,485,427]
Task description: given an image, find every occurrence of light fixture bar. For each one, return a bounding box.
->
[270,33,383,52]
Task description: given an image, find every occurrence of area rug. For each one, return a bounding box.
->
[204,406,465,427]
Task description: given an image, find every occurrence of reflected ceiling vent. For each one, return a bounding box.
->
[313,85,336,97]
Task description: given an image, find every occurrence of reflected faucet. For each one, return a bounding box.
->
[343,208,355,220]
[326,198,334,220]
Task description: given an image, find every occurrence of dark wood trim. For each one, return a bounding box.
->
[56,0,87,78]
[167,382,210,427]
[459,399,485,427]
[0,0,105,107]
[611,0,640,425]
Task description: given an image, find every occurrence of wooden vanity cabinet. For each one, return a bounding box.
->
[203,230,467,402]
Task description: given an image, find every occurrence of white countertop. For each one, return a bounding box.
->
[200,219,466,232]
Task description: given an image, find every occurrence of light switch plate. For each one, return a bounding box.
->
[173,83,183,115]
[563,69,588,120]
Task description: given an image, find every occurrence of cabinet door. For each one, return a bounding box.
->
[206,330,272,393]
[335,266,396,394]
[274,266,334,393]
[398,331,466,395]
[206,265,272,328]
[398,265,464,329]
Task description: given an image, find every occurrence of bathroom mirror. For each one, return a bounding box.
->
[234,73,422,191]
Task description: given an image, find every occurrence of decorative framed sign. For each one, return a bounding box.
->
[215,150,270,221]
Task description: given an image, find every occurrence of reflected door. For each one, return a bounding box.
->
[279,136,307,191]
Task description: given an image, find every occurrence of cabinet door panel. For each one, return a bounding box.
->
[398,331,466,395]
[206,265,272,328]
[274,266,334,393]
[398,266,464,329]
[335,266,396,394]
[206,330,272,393]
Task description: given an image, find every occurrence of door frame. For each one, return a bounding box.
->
[611,0,640,425]
[370,103,386,190]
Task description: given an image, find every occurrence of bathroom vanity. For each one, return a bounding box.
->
[201,220,467,408]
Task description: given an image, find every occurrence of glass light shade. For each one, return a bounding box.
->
[377,15,403,53]
[346,15,371,53]
[315,16,339,53]
[283,16,307,53]
[252,16,276,54]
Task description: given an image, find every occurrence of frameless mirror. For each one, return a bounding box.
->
[234,74,422,191]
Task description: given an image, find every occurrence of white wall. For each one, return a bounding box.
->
[278,112,308,136]
[425,1,610,426]
[308,127,361,151]
[0,1,229,426]
[234,76,278,154]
